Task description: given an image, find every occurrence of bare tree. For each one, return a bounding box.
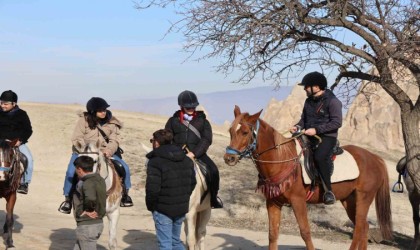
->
[137,0,420,191]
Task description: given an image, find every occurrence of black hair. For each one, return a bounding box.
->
[152,129,173,145]
[73,155,95,172]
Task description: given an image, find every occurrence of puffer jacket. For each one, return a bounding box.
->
[165,110,212,158]
[71,111,122,155]
[145,144,196,219]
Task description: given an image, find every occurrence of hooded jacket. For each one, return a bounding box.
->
[296,89,342,138]
[145,144,196,218]
[71,111,122,155]
[0,106,32,143]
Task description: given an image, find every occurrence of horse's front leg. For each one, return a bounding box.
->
[289,197,314,250]
[409,192,420,249]
[4,194,16,248]
[266,199,281,250]
[106,202,120,250]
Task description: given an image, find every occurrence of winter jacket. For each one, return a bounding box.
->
[296,89,342,138]
[165,110,212,158]
[0,105,32,143]
[145,144,196,219]
[71,111,122,155]
[72,173,107,226]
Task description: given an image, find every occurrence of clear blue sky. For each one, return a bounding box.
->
[0,0,274,104]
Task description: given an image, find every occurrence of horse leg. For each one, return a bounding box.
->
[349,191,375,250]
[408,191,420,249]
[289,198,315,250]
[106,205,120,250]
[184,210,197,250]
[266,200,282,250]
[195,208,211,250]
[3,194,16,248]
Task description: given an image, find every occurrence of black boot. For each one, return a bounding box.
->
[58,196,72,214]
[17,183,29,194]
[211,196,223,209]
[323,190,336,205]
[120,186,133,207]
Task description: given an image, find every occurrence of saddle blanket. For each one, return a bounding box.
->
[295,143,360,185]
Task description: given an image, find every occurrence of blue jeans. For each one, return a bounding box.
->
[19,144,33,184]
[152,211,185,250]
[63,153,132,196]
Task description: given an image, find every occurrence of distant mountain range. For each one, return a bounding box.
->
[111,86,293,124]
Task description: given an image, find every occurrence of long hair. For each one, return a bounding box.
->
[84,112,99,130]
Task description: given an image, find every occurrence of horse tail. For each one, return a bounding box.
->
[375,157,393,241]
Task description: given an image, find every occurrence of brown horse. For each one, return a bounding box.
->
[223,105,393,250]
[0,139,24,248]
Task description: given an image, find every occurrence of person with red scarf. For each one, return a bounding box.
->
[165,90,223,209]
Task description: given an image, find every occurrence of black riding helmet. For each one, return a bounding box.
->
[178,90,199,108]
[298,71,328,90]
[86,97,110,113]
[0,90,18,103]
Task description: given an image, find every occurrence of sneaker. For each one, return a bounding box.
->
[211,196,224,209]
[58,201,72,214]
[323,191,336,205]
[120,195,133,207]
[17,183,28,194]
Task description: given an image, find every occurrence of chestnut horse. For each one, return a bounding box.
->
[74,141,122,250]
[223,106,392,250]
[0,139,24,248]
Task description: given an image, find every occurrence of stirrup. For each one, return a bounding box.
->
[58,201,72,214]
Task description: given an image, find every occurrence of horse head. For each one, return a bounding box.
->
[74,140,104,174]
[0,139,20,182]
[224,105,262,166]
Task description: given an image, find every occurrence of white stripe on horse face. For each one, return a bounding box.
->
[235,123,242,132]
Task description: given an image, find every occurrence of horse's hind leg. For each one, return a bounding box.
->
[347,191,374,250]
[106,207,120,250]
[195,209,211,250]
[408,191,420,249]
[184,211,197,249]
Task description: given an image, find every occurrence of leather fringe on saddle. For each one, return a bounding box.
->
[256,162,298,199]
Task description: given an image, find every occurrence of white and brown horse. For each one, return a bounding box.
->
[184,161,211,250]
[74,141,122,250]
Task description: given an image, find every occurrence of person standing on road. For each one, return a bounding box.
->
[72,155,106,250]
[146,129,196,250]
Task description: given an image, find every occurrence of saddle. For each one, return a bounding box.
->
[297,135,343,182]
[111,159,126,180]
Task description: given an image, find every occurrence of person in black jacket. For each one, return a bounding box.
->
[165,90,223,209]
[146,129,196,250]
[0,90,33,194]
[290,72,342,205]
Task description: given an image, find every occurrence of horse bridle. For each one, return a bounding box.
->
[0,147,19,173]
[226,119,301,162]
[226,120,260,160]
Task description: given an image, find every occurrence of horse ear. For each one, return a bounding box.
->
[234,105,241,117]
[96,140,101,150]
[249,109,263,123]
[7,139,19,147]
[74,141,83,153]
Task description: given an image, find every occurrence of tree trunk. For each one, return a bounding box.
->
[400,106,420,193]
